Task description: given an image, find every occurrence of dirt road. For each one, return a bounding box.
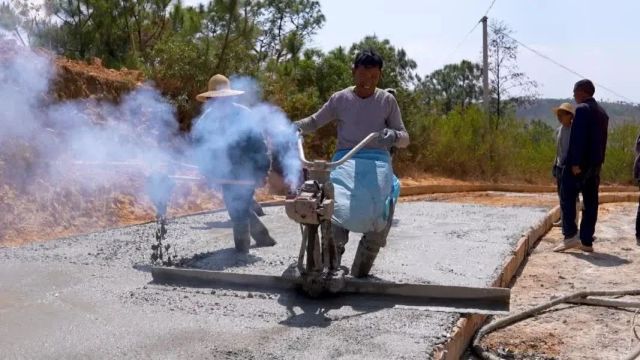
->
[482,202,640,359]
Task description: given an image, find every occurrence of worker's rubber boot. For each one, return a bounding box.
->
[253,201,266,217]
[332,226,350,270]
[249,212,277,247]
[233,222,251,253]
[350,241,379,278]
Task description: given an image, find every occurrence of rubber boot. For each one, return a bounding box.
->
[253,200,266,217]
[332,226,349,270]
[249,212,276,247]
[233,222,250,253]
[350,240,379,278]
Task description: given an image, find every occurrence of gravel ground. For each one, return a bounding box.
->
[0,201,548,359]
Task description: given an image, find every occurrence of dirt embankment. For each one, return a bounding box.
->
[52,57,143,102]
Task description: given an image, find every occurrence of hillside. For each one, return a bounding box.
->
[517,98,640,126]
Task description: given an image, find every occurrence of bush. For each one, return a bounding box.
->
[392,105,638,185]
[601,123,639,184]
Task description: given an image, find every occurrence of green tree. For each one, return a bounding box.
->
[254,0,325,65]
[314,46,351,100]
[349,35,417,89]
[418,60,482,114]
[112,0,171,63]
[489,20,538,122]
[42,0,97,58]
[0,1,27,45]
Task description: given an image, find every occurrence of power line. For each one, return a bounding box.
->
[503,32,637,103]
[443,0,498,63]
[483,0,498,17]
[442,22,481,62]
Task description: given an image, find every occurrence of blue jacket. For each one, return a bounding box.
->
[566,98,609,169]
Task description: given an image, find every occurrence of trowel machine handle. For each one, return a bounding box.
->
[297,132,381,171]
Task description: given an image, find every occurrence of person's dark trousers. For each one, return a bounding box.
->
[553,165,561,198]
[635,188,640,239]
[579,167,601,246]
[222,184,255,223]
[252,200,265,217]
[222,184,255,251]
[560,167,579,239]
[561,166,600,246]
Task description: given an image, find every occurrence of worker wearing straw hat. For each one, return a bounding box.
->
[551,102,579,229]
[192,74,276,253]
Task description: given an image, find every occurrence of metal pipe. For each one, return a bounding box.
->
[327,132,380,167]
[296,137,314,167]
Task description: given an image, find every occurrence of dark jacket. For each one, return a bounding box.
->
[565,98,609,169]
[192,103,270,183]
[634,132,640,182]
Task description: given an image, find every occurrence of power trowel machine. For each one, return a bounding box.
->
[283,132,381,297]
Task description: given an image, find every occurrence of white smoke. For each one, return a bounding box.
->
[0,40,301,216]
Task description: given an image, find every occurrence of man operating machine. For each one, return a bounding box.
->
[294,49,410,277]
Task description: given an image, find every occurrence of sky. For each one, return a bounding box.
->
[188,0,640,102]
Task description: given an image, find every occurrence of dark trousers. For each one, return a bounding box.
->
[636,189,640,238]
[553,165,562,198]
[560,166,601,246]
[222,184,256,225]
[554,165,579,222]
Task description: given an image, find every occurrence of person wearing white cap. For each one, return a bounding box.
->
[192,74,276,253]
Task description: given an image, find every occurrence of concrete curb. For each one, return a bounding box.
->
[431,192,638,360]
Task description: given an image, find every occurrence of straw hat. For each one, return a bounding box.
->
[196,74,244,102]
[552,102,575,116]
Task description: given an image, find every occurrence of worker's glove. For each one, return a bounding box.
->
[377,128,397,148]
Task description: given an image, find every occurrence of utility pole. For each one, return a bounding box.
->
[482,16,490,113]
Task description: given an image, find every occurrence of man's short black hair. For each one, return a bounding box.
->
[353,49,383,69]
[574,79,595,97]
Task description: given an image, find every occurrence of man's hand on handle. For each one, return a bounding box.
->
[377,128,397,148]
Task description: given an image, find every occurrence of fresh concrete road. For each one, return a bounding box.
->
[0,201,548,359]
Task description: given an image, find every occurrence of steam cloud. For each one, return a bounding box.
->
[0,39,301,216]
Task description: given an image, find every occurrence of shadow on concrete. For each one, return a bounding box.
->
[276,291,391,328]
[190,220,234,230]
[178,248,262,271]
[568,252,631,267]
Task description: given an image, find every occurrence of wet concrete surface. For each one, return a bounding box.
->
[0,201,548,359]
